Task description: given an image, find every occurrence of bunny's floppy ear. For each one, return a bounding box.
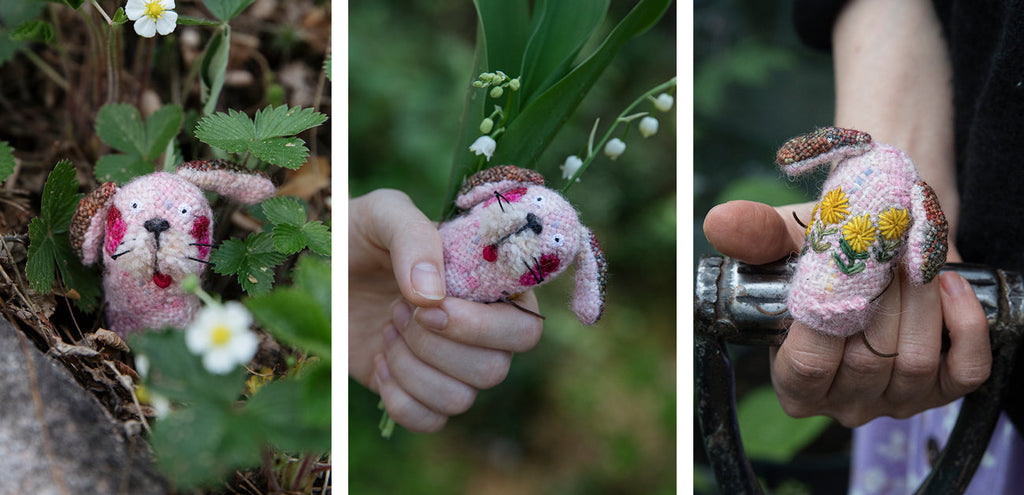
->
[455,165,546,210]
[571,228,607,325]
[70,181,118,266]
[776,127,873,177]
[176,159,275,204]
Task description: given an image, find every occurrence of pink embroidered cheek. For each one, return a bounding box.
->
[518,254,560,286]
[105,207,126,256]
[191,215,211,258]
[483,244,498,262]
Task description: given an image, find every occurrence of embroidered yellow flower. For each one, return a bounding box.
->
[878,207,910,241]
[819,187,850,225]
[805,203,819,237]
[842,214,877,253]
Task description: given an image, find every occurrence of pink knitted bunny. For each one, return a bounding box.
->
[439,165,607,325]
[69,160,275,336]
[778,127,948,337]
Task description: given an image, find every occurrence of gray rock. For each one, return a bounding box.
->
[0,318,170,494]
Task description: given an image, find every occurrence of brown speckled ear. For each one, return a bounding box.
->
[455,165,545,210]
[176,159,275,204]
[776,127,873,177]
[70,182,117,265]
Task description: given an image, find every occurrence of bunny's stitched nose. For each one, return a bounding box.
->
[525,213,542,235]
[144,218,170,234]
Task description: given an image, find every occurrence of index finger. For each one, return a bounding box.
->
[414,292,543,353]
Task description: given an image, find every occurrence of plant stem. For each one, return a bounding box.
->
[20,50,68,90]
[90,0,114,25]
[560,77,676,194]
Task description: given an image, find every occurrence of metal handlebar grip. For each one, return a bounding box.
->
[695,256,1024,495]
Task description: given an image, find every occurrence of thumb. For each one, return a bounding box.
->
[703,200,812,264]
[352,189,447,306]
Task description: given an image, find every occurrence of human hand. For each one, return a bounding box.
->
[703,200,991,427]
[349,189,544,432]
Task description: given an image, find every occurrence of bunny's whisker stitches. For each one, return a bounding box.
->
[110,250,132,260]
[188,257,213,265]
[190,242,217,248]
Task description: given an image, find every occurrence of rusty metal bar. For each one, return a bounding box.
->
[694,256,1024,494]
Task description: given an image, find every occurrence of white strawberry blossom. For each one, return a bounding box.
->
[125,0,178,38]
[185,301,258,375]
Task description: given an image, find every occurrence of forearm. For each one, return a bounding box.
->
[832,0,960,256]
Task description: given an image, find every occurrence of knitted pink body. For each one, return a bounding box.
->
[439,165,607,325]
[70,160,275,336]
[778,128,948,337]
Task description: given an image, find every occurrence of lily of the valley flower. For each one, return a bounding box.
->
[469,135,497,161]
[653,93,674,112]
[639,116,659,138]
[125,0,178,38]
[561,155,583,181]
[604,138,626,160]
[185,301,258,375]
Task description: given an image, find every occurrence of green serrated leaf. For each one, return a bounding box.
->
[0,2,46,66]
[193,109,254,153]
[271,223,305,255]
[96,103,146,156]
[249,136,309,169]
[40,160,79,232]
[11,19,54,43]
[292,256,331,316]
[0,141,14,182]
[301,221,331,256]
[52,234,100,311]
[262,196,306,226]
[253,105,328,141]
[26,217,56,293]
[95,153,154,185]
[242,377,330,452]
[245,289,330,359]
[144,103,183,160]
[202,0,255,22]
[210,233,286,295]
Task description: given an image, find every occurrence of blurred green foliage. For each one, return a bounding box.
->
[694,1,851,494]
[349,1,676,493]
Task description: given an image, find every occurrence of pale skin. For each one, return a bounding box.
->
[349,189,543,433]
[703,0,992,427]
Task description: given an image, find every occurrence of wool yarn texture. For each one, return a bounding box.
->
[778,127,948,337]
[70,160,276,336]
[438,165,607,325]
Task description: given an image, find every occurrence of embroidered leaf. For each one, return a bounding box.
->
[210,232,287,295]
[194,105,327,169]
[0,141,14,182]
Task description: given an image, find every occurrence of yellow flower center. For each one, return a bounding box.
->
[144,1,166,19]
[210,324,232,346]
[819,187,850,225]
[842,214,877,253]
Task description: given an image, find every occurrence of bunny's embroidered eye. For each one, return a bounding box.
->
[178,204,192,216]
[129,199,142,212]
[552,234,564,247]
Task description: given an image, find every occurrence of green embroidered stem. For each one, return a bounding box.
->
[834,237,869,275]
[873,236,902,263]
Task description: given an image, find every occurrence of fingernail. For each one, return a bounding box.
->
[414,307,448,331]
[940,272,967,297]
[391,299,413,330]
[411,263,446,301]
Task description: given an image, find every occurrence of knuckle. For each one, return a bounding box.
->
[843,349,889,378]
[782,351,835,385]
[893,351,938,381]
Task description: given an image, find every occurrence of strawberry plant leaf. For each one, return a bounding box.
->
[26,217,56,293]
[194,105,326,169]
[253,105,327,141]
[302,221,331,256]
[262,196,306,225]
[95,153,154,185]
[0,141,14,182]
[40,160,79,233]
[96,103,146,156]
[202,0,255,22]
[210,232,286,295]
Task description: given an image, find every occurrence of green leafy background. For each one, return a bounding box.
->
[693,2,853,494]
[349,1,676,493]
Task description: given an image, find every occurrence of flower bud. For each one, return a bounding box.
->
[654,93,674,112]
[479,118,494,134]
[508,78,521,91]
[490,86,504,98]
[639,116,659,138]
[604,138,626,160]
[561,155,583,180]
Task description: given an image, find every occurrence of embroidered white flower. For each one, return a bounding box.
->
[639,116,659,138]
[561,155,583,181]
[185,301,258,375]
[469,135,496,161]
[653,93,674,112]
[604,138,626,160]
[125,0,178,38]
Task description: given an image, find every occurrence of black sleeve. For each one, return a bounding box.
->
[791,0,850,52]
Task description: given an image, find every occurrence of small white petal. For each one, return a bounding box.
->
[604,138,626,160]
[161,0,176,8]
[639,116,659,138]
[125,6,145,20]
[468,136,496,161]
[134,18,157,38]
[561,155,583,180]
[654,93,674,112]
[156,12,178,35]
[203,349,236,375]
